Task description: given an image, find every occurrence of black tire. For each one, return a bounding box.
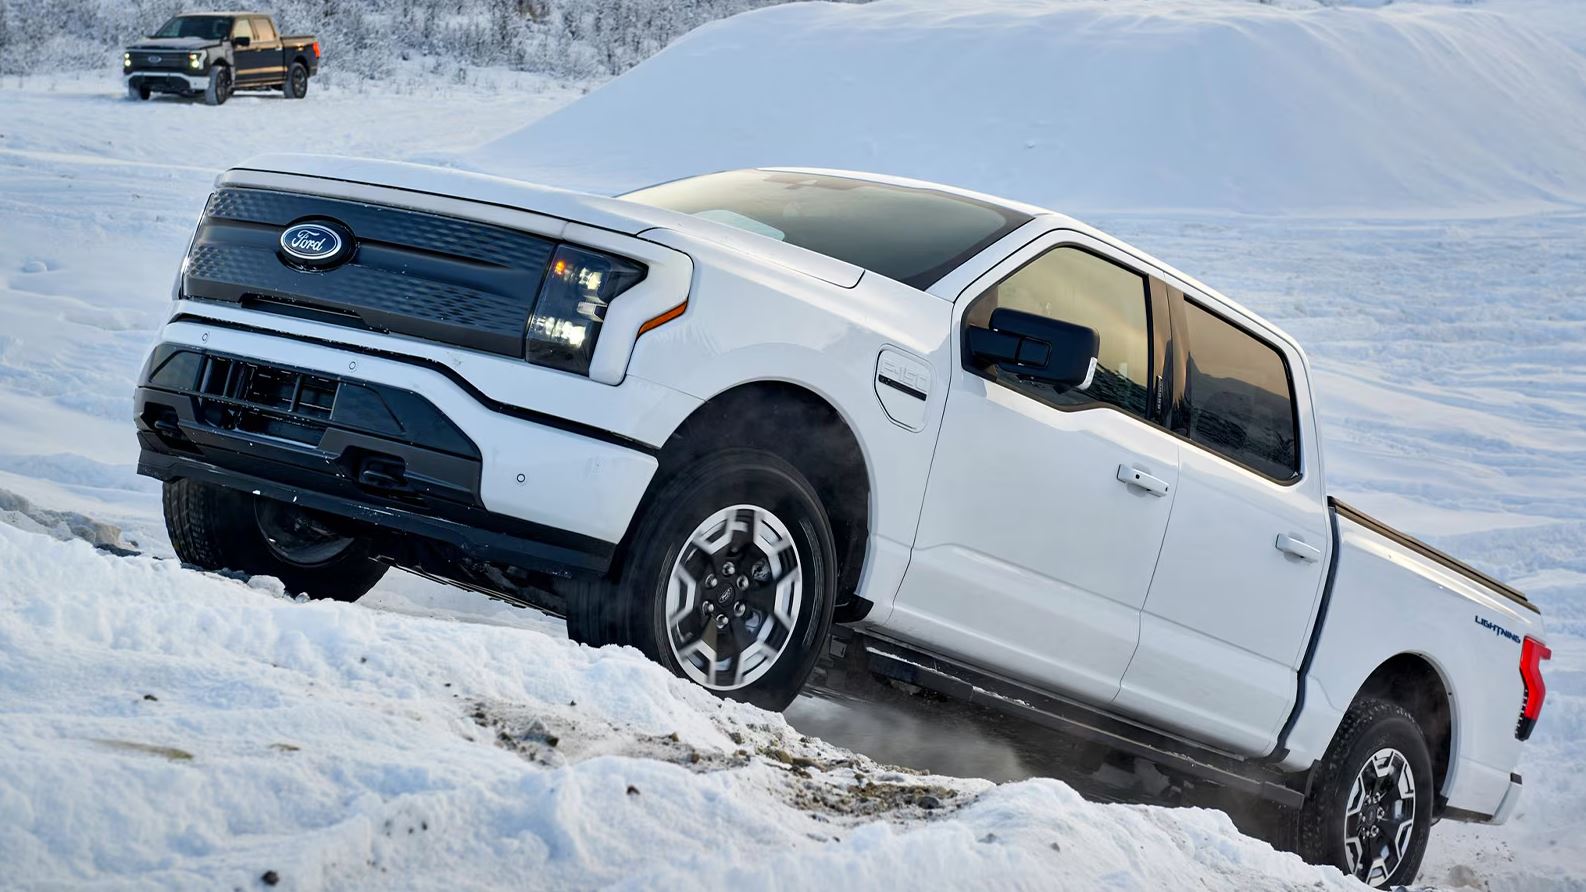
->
[1297,698,1434,888]
[127,83,150,101]
[282,62,309,99]
[163,479,386,601]
[203,66,230,106]
[564,448,837,711]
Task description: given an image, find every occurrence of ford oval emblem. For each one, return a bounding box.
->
[148,55,162,64]
[279,221,352,268]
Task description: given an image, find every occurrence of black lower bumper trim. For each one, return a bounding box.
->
[140,449,611,576]
[134,345,617,578]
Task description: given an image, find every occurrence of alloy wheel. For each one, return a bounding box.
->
[1344,747,1417,886]
[664,504,803,690]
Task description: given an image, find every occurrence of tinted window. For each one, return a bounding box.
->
[153,16,231,39]
[967,246,1151,417]
[253,17,276,42]
[1182,301,1300,480]
[231,17,253,41]
[622,170,1030,289]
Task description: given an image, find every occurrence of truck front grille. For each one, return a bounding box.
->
[130,53,186,70]
[182,188,558,358]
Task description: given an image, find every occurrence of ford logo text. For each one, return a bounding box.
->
[279,222,350,268]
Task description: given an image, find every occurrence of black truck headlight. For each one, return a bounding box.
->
[188,52,205,70]
[526,245,646,375]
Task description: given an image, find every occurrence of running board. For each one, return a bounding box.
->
[855,633,1308,809]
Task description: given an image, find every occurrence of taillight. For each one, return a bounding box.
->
[1517,635,1551,740]
[312,41,321,58]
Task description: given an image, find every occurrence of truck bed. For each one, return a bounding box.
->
[1329,498,1537,614]
[1276,497,1543,820]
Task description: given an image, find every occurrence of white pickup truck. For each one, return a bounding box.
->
[134,157,1550,887]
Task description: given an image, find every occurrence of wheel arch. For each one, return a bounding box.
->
[634,379,875,618]
[1350,652,1456,800]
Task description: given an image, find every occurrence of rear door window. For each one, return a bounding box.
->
[252,17,276,43]
[1180,301,1300,481]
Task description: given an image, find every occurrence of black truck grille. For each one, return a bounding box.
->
[130,53,187,70]
[182,188,557,357]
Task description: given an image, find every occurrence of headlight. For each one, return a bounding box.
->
[525,245,646,375]
[123,52,132,69]
[188,52,205,70]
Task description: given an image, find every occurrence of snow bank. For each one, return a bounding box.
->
[464,0,1586,215]
[0,522,1356,890]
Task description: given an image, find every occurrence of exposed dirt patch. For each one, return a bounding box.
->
[468,699,977,824]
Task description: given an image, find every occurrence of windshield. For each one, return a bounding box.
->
[622,170,1030,289]
[152,15,232,40]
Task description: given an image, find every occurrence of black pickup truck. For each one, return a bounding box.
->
[123,12,320,105]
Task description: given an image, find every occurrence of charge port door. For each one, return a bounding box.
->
[875,348,931,432]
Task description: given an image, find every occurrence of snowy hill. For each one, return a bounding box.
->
[0,523,1362,890]
[2,0,1586,888]
[463,0,1586,215]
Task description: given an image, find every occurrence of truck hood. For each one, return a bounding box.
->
[126,37,220,51]
[230,154,865,288]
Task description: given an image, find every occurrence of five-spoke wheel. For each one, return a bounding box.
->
[1298,698,1433,888]
[1344,747,1418,885]
[666,504,803,691]
[563,448,836,711]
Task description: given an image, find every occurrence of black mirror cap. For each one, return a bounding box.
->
[233,36,251,47]
[967,308,1099,389]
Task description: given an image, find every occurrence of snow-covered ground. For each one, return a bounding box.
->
[2,0,1585,888]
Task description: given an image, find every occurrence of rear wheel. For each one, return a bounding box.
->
[563,449,836,711]
[282,62,309,99]
[203,66,231,106]
[163,479,386,601]
[1297,698,1434,888]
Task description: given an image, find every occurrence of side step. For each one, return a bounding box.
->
[854,632,1309,809]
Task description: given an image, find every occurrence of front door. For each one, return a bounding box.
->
[888,232,1181,705]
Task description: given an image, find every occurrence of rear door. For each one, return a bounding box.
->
[887,231,1181,706]
[233,16,281,85]
[1113,290,1331,754]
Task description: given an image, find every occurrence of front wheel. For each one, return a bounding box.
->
[282,62,309,99]
[203,66,230,106]
[127,83,150,101]
[563,449,837,711]
[163,479,387,601]
[1297,698,1434,887]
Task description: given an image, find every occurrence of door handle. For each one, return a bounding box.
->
[1116,464,1170,497]
[1275,534,1322,562]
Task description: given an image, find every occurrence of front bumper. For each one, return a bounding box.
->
[125,71,209,92]
[135,324,662,576]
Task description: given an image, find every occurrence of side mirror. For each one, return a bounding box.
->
[232,36,251,47]
[966,308,1099,389]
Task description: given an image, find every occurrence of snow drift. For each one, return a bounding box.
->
[0,523,1358,890]
[464,0,1586,215]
